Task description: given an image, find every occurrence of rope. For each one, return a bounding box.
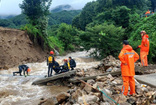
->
[97,86,119,105]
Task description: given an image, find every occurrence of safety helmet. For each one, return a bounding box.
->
[50,51,54,55]
[27,68,31,72]
[140,30,146,34]
[64,59,68,62]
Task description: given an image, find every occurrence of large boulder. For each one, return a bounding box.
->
[78,95,99,104]
[56,92,70,103]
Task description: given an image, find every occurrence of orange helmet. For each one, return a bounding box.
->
[27,68,31,72]
[64,59,68,62]
[50,51,54,55]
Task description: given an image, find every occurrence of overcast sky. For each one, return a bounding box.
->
[0,0,94,15]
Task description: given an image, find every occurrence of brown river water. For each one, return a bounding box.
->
[0,51,100,105]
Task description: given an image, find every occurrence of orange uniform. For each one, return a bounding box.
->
[145,10,150,14]
[138,34,149,66]
[119,45,139,96]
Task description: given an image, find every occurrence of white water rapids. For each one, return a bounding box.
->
[0,51,100,105]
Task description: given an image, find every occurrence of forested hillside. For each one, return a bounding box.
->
[0,0,155,62]
[70,0,156,62]
[0,5,81,28]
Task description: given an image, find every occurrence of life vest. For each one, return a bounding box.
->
[68,62,70,69]
[48,56,54,63]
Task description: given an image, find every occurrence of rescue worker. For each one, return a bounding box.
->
[47,51,55,77]
[119,40,139,96]
[60,59,70,73]
[69,57,76,70]
[53,61,61,74]
[13,65,30,76]
[137,30,149,66]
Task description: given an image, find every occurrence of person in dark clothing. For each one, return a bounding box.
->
[69,57,76,70]
[13,65,30,76]
[60,59,69,73]
[47,51,55,77]
[53,61,60,74]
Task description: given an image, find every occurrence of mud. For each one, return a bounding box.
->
[0,27,48,69]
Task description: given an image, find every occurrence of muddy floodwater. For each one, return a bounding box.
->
[0,51,100,105]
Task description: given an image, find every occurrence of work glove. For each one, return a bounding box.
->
[136,46,140,49]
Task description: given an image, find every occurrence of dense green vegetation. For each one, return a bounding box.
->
[129,14,156,62]
[71,0,156,62]
[0,0,155,62]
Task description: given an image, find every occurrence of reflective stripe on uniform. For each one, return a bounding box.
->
[124,53,135,55]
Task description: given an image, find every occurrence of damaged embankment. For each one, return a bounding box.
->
[37,56,156,105]
[0,27,48,69]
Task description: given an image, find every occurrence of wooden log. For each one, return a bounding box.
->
[69,71,121,83]
[32,70,76,85]
[69,65,156,83]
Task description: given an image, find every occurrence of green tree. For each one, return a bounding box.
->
[112,6,131,28]
[80,23,125,58]
[72,1,97,30]
[96,0,151,12]
[20,0,52,49]
[20,0,52,25]
[57,23,80,51]
[150,0,156,11]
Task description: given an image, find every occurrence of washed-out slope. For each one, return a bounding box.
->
[0,27,47,69]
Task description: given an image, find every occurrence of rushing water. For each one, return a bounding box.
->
[0,51,100,105]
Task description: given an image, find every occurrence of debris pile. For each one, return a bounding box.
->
[38,55,156,105]
[39,74,156,105]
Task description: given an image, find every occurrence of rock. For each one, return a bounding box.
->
[142,87,148,92]
[40,97,57,105]
[96,76,107,82]
[47,82,53,86]
[136,85,142,94]
[56,92,70,103]
[101,89,113,104]
[84,84,92,94]
[93,83,98,89]
[114,79,123,85]
[120,102,131,105]
[106,67,113,72]
[3,65,9,70]
[87,79,95,85]
[127,97,136,104]
[95,82,104,89]
[112,94,127,104]
[71,89,82,101]
[153,100,156,104]
[136,98,142,104]
[67,88,77,94]
[100,102,111,105]
[112,67,120,72]
[40,98,45,100]
[112,81,117,85]
[107,74,114,81]
[78,95,99,104]
[146,91,154,97]
[76,72,85,77]
[92,92,101,98]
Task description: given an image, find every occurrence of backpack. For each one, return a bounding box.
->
[48,56,54,63]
